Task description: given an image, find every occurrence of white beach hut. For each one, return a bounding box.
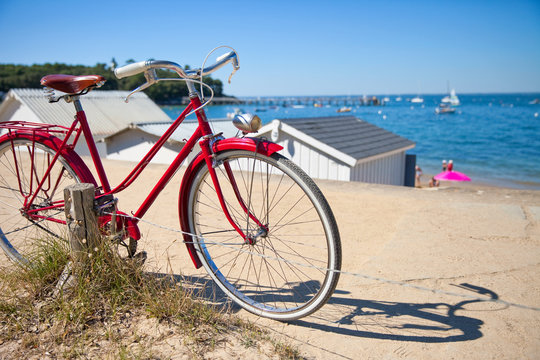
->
[256,115,416,186]
[0,88,171,157]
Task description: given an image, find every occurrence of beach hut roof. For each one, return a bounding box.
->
[257,115,415,166]
[0,88,171,136]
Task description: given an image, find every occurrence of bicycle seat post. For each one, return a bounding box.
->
[71,96,111,193]
[73,96,83,112]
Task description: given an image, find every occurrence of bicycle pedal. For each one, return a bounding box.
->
[132,251,147,265]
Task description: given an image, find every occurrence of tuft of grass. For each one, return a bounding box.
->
[0,235,303,359]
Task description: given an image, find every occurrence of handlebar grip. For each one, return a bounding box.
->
[114,61,148,79]
[217,51,239,69]
[216,51,233,63]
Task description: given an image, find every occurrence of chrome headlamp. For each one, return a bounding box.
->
[232,113,262,133]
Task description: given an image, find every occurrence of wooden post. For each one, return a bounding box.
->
[56,183,100,294]
[63,183,100,263]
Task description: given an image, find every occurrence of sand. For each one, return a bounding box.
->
[89,157,539,359]
[6,157,540,358]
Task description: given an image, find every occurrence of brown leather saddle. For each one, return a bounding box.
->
[40,74,106,94]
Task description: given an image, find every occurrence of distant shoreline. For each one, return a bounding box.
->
[232,92,540,99]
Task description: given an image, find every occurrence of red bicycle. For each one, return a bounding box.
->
[0,49,341,320]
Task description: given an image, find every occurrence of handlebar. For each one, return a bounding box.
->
[114,50,239,102]
[114,51,239,80]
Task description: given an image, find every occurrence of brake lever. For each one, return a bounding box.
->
[228,55,240,84]
[228,67,238,84]
[124,69,158,103]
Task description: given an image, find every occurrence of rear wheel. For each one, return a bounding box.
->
[187,150,341,320]
[0,138,81,264]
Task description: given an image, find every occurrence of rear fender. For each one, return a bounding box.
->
[178,137,283,268]
[0,131,141,241]
[0,130,98,187]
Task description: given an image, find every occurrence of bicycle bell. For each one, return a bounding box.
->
[232,113,262,133]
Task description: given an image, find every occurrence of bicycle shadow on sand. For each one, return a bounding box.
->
[290,283,498,343]
[149,272,498,344]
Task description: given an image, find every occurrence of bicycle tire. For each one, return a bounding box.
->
[186,150,341,320]
[0,137,82,264]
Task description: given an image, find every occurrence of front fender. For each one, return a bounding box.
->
[178,137,283,269]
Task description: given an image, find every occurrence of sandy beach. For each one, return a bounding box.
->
[80,157,537,359]
[2,156,538,359]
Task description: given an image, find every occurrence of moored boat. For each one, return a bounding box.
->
[441,88,460,106]
[435,103,456,114]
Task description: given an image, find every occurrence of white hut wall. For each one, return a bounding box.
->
[0,100,41,134]
[278,133,350,181]
[74,137,107,158]
[351,151,406,185]
[105,128,185,165]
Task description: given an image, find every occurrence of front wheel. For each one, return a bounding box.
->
[186,150,341,320]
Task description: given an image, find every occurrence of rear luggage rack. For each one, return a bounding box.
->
[0,121,74,135]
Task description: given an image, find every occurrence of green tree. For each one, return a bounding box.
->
[0,62,228,104]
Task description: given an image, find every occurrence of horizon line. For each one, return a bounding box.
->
[232,91,540,98]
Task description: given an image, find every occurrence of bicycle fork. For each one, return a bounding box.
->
[199,137,268,245]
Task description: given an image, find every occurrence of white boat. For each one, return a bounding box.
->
[435,103,456,114]
[227,108,244,119]
[441,88,460,106]
[410,96,424,104]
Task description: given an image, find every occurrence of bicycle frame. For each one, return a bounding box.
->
[1,52,342,320]
[4,88,283,268]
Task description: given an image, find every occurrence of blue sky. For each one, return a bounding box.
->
[1,0,539,96]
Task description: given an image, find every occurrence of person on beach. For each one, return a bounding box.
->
[442,160,447,172]
[415,165,422,187]
[429,176,440,187]
[448,160,454,171]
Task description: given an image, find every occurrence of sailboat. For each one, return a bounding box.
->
[441,82,460,106]
[411,81,424,103]
[441,88,460,106]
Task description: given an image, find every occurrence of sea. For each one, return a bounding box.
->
[162,93,540,190]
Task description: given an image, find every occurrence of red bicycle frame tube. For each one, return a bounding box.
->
[78,109,111,192]
[125,97,213,220]
[107,103,194,194]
